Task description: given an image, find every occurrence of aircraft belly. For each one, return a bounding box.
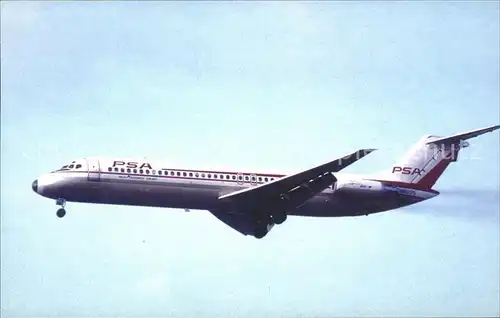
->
[290,195,360,217]
[290,192,417,217]
[63,178,220,210]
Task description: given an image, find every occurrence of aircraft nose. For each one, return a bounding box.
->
[32,179,38,193]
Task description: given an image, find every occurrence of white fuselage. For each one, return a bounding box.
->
[32,157,438,218]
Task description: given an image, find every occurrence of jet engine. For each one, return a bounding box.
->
[333,179,385,196]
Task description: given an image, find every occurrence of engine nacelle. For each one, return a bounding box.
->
[333,179,385,195]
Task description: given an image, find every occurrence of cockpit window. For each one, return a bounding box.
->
[52,161,84,173]
[52,164,72,173]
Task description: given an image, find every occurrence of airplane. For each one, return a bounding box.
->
[32,124,500,239]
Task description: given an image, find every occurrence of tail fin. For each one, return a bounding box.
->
[373,125,500,189]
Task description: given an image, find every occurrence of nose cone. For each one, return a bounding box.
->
[32,179,38,193]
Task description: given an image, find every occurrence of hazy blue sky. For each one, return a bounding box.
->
[1,1,499,317]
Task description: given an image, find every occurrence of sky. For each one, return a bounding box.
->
[1,1,499,317]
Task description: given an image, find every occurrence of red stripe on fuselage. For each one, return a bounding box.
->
[154,167,284,178]
[54,170,283,185]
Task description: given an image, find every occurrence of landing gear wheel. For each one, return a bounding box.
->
[272,211,287,225]
[253,217,270,239]
[56,208,66,218]
[252,212,275,239]
[254,225,268,239]
[55,198,67,218]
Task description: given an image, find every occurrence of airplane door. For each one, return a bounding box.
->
[87,158,101,181]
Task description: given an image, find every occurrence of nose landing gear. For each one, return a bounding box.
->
[55,198,67,218]
[56,208,66,218]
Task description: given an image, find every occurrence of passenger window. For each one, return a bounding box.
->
[114,168,119,172]
[69,165,74,169]
[244,176,249,181]
[232,175,236,180]
[238,175,242,180]
[158,171,162,175]
[195,173,199,177]
[108,167,112,172]
[213,174,217,179]
[183,172,187,176]
[139,169,143,174]
[265,177,268,182]
[146,170,150,174]
[208,174,211,178]
[251,176,256,181]
[189,172,193,177]
[76,164,82,169]
[121,168,125,172]
[127,168,131,173]
[133,169,137,173]
[220,175,224,179]
[171,171,175,176]
[258,177,262,182]
[177,172,181,176]
[152,170,156,174]
[201,173,205,178]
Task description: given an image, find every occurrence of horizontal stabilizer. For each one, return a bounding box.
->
[426,124,500,145]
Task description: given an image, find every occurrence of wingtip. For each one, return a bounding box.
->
[352,148,377,158]
[360,148,377,154]
[476,124,500,133]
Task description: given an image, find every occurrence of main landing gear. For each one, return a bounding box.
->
[254,221,274,239]
[56,198,67,218]
[253,211,287,239]
[272,211,287,225]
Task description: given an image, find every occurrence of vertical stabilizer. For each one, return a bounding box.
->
[372,125,500,189]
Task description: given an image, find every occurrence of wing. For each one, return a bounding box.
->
[211,148,376,238]
[218,148,376,210]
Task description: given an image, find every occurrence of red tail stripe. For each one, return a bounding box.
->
[416,146,459,188]
[416,159,451,188]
